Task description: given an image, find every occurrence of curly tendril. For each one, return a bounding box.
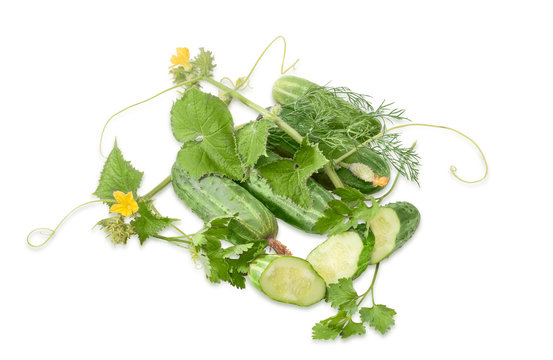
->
[334,123,488,184]
[26,199,115,248]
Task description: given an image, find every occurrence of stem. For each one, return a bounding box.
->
[142,175,172,200]
[358,263,380,305]
[152,234,191,244]
[334,123,488,184]
[204,77,344,189]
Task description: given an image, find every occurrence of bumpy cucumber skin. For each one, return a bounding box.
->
[368,201,421,264]
[171,165,278,245]
[241,169,334,234]
[387,202,421,250]
[248,255,327,307]
[272,75,317,106]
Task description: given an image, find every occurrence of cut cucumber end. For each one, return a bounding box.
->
[307,232,364,285]
[249,255,326,306]
[369,207,401,264]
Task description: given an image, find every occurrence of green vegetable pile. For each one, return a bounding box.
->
[27,37,487,340]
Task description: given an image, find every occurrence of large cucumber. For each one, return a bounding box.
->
[306,231,372,285]
[369,202,420,264]
[171,165,278,245]
[248,255,327,306]
[240,153,334,234]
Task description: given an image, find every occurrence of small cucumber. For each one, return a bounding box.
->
[272,75,317,106]
[306,231,372,285]
[171,165,278,245]
[369,202,421,264]
[239,153,334,234]
[248,255,327,306]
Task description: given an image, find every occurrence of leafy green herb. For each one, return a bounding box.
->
[236,118,275,167]
[359,305,397,335]
[131,201,177,244]
[172,88,244,180]
[93,141,143,201]
[192,216,266,288]
[258,139,327,208]
[371,133,420,184]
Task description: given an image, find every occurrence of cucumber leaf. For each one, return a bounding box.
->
[93,141,143,200]
[172,88,243,180]
[236,119,275,167]
[258,139,328,208]
[131,201,177,245]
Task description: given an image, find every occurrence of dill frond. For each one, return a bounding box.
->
[371,133,421,184]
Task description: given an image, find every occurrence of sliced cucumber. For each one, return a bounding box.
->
[249,255,326,306]
[306,231,371,285]
[369,202,421,264]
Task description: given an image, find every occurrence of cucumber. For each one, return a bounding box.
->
[306,231,372,285]
[248,255,327,306]
[272,75,318,106]
[171,165,278,245]
[239,153,334,234]
[369,202,421,264]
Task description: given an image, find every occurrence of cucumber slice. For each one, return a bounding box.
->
[306,231,369,285]
[369,202,421,264]
[249,255,326,306]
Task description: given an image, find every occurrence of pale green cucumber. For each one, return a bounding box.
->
[272,75,317,106]
[249,255,327,306]
[171,165,278,245]
[369,202,420,264]
[306,231,372,285]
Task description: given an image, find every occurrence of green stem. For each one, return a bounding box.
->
[203,77,345,189]
[152,234,191,244]
[142,175,172,200]
[358,263,380,306]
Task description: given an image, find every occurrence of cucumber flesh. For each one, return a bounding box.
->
[306,232,364,285]
[249,255,326,306]
[369,208,401,264]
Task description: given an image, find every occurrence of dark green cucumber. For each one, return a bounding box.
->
[248,255,327,306]
[369,202,420,264]
[240,159,334,234]
[171,165,278,245]
[306,230,373,285]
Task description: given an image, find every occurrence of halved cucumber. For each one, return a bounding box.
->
[369,202,421,264]
[306,231,372,285]
[248,255,327,306]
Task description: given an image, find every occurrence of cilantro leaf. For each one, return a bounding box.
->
[236,119,275,167]
[172,88,243,180]
[312,312,349,340]
[341,321,366,339]
[131,202,177,244]
[326,278,359,316]
[93,141,143,200]
[360,305,397,334]
[258,139,327,208]
[333,186,366,202]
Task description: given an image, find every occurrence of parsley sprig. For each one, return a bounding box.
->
[312,264,397,340]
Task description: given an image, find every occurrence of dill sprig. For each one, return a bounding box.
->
[371,134,421,184]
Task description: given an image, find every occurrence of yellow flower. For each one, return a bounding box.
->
[110,191,139,217]
[373,176,389,187]
[169,47,191,70]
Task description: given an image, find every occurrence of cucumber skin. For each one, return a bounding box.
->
[240,169,334,234]
[387,202,421,250]
[171,165,278,245]
[272,75,317,105]
[368,201,421,264]
[248,254,327,307]
[313,148,391,195]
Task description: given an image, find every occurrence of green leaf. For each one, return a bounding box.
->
[341,321,366,339]
[326,278,359,316]
[172,88,243,180]
[360,304,397,334]
[236,119,275,167]
[312,312,349,340]
[333,186,366,202]
[221,243,254,258]
[130,202,177,244]
[93,141,143,200]
[258,139,328,208]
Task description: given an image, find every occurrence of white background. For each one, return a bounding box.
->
[1,1,552,359]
